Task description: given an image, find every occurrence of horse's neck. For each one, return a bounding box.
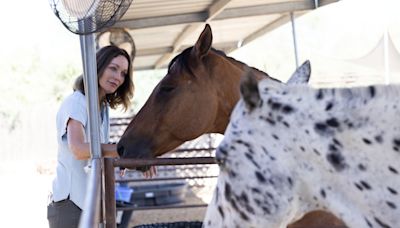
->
[212,60,267,134]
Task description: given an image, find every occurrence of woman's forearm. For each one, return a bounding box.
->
[67,119,119,160]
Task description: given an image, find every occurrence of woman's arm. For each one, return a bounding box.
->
[67,118,118,160]
[67,118,157,177]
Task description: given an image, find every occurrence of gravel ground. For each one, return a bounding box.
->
[126,185,215,227]
[128,206,207,227]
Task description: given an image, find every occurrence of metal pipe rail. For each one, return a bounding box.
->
[114,157,216,168]
[117,203,209,211]
[79,159,103,228]
[104,157,217,228]
[116,175,218,183]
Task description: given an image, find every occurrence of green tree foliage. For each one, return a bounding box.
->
[0,49,80,131]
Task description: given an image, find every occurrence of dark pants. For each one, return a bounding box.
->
[47,199,82,228]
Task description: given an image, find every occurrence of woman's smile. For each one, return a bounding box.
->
[107,80,119,89]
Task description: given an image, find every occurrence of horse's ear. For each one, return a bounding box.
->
[286,60,311,84]
[240,70,261,112]
[193,24,213,59]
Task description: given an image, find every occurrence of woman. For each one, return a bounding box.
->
[47,45,155,228]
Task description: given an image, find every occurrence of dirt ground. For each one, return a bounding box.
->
[125,183,216,227]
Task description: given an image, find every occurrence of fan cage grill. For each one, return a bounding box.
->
[96,28,136,61]
[49,0,133,35]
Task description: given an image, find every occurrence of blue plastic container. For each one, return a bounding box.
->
[115,184,134,203]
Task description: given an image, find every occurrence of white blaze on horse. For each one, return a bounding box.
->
[204,72,400,228]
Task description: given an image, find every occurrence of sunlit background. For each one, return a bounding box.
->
[1,0,399,227]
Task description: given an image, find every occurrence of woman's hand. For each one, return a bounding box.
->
[119,166,157,178]
[119,168,126,177]
[143,166,157,179]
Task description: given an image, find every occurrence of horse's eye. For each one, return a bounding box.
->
[160,86,175,93]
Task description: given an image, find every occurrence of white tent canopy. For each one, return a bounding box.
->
[349,32,400,83]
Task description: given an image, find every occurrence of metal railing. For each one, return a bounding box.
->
[104,157,217,228]
[79,156,217,228]
[79,158,103,228]
[79,117,220,227]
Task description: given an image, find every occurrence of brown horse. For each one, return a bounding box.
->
[118,24,346,228]
[117,24,309,159]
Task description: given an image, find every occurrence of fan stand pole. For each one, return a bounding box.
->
[78,20,105,228]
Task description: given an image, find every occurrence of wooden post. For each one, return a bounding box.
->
[104,158,116,228]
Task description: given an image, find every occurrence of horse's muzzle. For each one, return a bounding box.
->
[117,144,125,157]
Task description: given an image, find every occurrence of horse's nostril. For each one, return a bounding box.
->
[117,145,124,157]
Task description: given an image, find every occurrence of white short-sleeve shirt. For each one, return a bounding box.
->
[51,91,109,209]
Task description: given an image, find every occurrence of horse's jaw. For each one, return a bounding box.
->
[211,113,231,134]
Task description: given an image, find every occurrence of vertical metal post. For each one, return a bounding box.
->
[383,25,390,84]
[104,158,117,228]
[314,0,319,8]
[290,12,299,68]
[79,34,102,159]
[78,20,104,228]
[79,159,102,228]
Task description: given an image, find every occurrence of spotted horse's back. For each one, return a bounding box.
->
[204,74,400,228]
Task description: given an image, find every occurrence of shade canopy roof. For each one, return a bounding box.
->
[99,0,339,71]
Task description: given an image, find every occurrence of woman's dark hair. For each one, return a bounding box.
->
[73,45,134,111]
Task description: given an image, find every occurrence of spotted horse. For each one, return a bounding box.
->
[204,73,400,228]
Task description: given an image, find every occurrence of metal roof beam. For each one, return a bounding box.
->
[207,0,232,22]
[135,40,238,58]
[154,0,233,68]
[136,46,173,57]
[154,23,201,68]
[224,12,306,55]
[133,65,160,71]
[114,0,338,30]
[115,12,208,30]
[134,40,237,70]
[215,0,332,20]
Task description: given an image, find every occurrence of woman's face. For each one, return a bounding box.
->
[99,55,129,97]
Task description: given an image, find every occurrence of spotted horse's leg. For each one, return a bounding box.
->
[288,211,347,228]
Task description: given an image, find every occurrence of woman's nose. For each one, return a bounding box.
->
[113,71,122,80]
[116,74,125,86]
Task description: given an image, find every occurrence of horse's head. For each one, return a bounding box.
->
[117,24,312,160]
[117,24,234,159]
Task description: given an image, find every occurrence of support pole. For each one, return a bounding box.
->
[104,158,117,228]
[78,20,104,228]
[79,31,102,160]
[290,12,299,68]
[314,0,319,8]
[79,159,102,227]
[383,26,390,84]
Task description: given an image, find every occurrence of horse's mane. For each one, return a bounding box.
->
[216,49,271,79]
[168,47,194,75]
[168,47,274,80]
